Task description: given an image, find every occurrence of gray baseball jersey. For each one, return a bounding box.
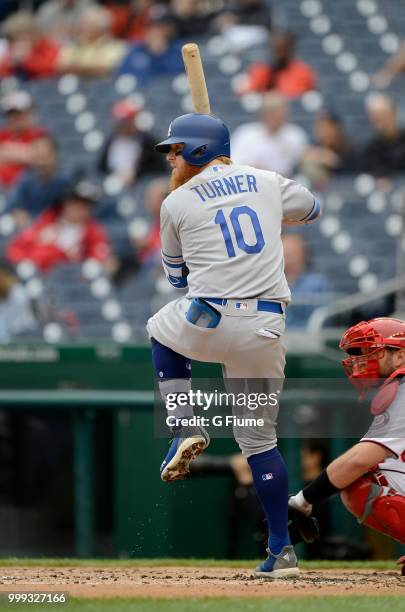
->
[160,163,318,301]
[148,162,319,457]
[361,380,405,494]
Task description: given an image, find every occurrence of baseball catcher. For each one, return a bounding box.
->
[147,112,321,577]
[289,317,405,561]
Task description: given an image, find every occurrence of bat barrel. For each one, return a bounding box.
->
[182,43,211,115]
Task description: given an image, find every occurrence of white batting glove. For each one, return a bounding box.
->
[289,490,313,517]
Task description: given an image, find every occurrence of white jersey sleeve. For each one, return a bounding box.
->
[278,174,320,224]
[160,200,188,289]
[361,436,403,458]
[361,381,405,471]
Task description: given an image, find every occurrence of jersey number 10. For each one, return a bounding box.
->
[215,205,265,258]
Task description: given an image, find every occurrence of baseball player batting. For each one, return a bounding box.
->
[289,317,405,568]
[146,111,321,578]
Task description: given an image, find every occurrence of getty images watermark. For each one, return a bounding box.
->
[165,388,282,429]
[153,378,378,439]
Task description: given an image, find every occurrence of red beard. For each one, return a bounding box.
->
[170,164,201,191]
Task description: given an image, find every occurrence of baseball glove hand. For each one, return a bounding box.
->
[288,505,320,545]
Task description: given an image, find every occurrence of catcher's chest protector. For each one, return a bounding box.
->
[341,475,405,545]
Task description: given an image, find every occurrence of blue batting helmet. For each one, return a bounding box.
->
[155,113,230,166]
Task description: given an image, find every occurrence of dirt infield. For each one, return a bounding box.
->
[0,566,404,598]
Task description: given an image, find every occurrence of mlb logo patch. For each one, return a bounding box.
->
[262,472,273,481]
[213,166,225,173]
[235,302,248,311]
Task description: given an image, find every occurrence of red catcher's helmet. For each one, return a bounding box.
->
[339,317,405,395]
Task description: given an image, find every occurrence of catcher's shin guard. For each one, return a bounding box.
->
[341,475,405,544]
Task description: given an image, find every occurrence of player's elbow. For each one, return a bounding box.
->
[283,200,322,226]
[302,199,322,224]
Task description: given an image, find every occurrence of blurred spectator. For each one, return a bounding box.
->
[5,136,72,228]
[237,30,317,98]
[298,438,370,560]
[105,0,153,41]
[372,42,405,89]
[214,0,271,51]
[0,91,48,190]
[98,99,165,186]
[300,110,357,185]
[0,11,60,80]
[36,0,95,44]
[117,6,183,85]
[282,233,331,328]
[7,181,112,273]
[57,5,126,77]
[171,0,217,38]
[0,261,36,342]
[132,176,168,267]
[301,439,329,482]
[300,440,332,560]
[362,93,405,177]
[114,176,168,286]
[231,92,308,176]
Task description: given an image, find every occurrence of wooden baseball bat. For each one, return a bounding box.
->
[182,43,211,114]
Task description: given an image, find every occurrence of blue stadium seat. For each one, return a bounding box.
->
[9,0,400,341]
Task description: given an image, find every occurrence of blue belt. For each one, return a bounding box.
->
[204,298,283,314]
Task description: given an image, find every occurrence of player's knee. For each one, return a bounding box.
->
[346,485,405,544]
[340,476,379,519]
[340,487,358,517]
[151,338,191,379]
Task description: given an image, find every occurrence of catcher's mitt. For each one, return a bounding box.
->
[288,505,320,545]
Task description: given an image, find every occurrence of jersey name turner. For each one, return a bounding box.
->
[190,173,258,202]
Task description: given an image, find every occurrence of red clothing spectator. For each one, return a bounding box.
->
[0,91,48,189]
[0,11,60,80]
[7,208,111,273]
[0,37,60,80]
[238,30,317,99]
[126,7,152,42]
[241,60,316,98]
[7,182,111,273]
[105,1,152,41]
[0,125,47,188]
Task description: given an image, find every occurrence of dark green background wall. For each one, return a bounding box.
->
[0,343,367,559]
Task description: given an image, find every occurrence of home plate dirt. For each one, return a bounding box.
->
[0,567,404,598]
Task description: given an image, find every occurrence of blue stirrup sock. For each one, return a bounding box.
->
[151,338,194,426]
[247,447,291,555]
